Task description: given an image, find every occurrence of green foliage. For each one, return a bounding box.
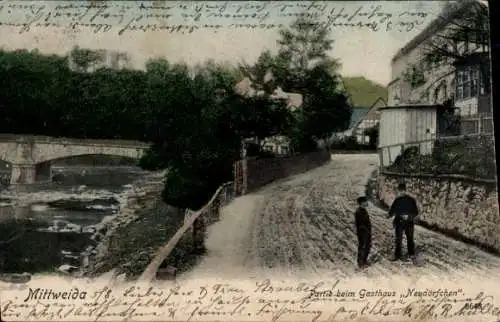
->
[0,48,292,210]
[403,65,426,88]
[342,77,388,107]
[70,46,105,72]
[298,66,352,141]
[386,136,495,179]
[330,136,364,151]
[242,17,353,152]
[0,17,353,209]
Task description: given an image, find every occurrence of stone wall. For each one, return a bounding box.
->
[234,150,331,195]
[378,171,500,252]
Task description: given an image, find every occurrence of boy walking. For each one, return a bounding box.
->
[354,196,372,268]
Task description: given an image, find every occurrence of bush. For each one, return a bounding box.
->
[329,136,373,151]
[385,135,495,179]
[245,142,277,159]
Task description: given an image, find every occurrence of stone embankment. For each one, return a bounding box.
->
[79,171,167,276]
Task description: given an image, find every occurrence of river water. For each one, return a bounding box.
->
[0,165,151,274]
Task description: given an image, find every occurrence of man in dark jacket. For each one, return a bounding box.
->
[354,196,372,268]
[387,183,419,261]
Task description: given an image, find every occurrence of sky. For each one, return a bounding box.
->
[0,1,450,85]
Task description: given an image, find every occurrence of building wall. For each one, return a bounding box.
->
[379,108,437,166]
[405,108,436,154]
[351,98,386,145]
[389,42,456,107]
[379,108,408,148]
[455,97,479,116]
[388,3,486,108]
[379,108,408,166]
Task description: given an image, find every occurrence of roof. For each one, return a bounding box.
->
[349,97,387,129]
[234,77,303,109]
[391,0,479,63]
[349,107,370,128]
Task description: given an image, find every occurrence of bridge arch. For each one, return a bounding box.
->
[46,154,140,167]
[32,145,146,164]
[0,135,150,184]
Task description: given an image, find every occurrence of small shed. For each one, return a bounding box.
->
[378,105,439,166]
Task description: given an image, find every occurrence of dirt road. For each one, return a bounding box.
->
[181,154,500,280]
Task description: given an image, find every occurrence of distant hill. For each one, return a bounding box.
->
[343,76,388,107]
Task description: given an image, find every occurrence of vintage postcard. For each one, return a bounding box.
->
[0,0,497,321]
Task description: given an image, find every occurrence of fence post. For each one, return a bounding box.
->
[478,115,482,134]
[417,143,421,175]
[241,158,248,195]
[378,148,383,168]
[192,215,206,254]
[400,144,405,173]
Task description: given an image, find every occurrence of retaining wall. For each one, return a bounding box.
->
[378,171,500,252]
[234,150,331,195]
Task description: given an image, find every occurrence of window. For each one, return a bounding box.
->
[479,66,489,95]
[456,67,479,100]
[471,69,478,97]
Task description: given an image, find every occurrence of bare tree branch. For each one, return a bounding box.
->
[421,1,489,65]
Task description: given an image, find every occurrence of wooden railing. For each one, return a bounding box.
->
[138,150,330,282]
[138,182,234,282]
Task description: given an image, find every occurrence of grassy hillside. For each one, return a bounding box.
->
[343,76,388,107]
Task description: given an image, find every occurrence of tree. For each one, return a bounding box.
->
[275,17,341,92]
[237,18,352,153]
[0,47,297,210]
[422,1,489,65]
[271,18,352,150]
[419,0,490,97]
[238,50,278,95]
[69,46,106,72]
[140,59,292,209]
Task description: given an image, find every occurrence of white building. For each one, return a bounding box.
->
[68,49,131,72]
[388,0,490,118]
[380,0,491,165]
[352,97,386,145]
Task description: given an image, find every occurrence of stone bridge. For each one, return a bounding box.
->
[0,134,149,184]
